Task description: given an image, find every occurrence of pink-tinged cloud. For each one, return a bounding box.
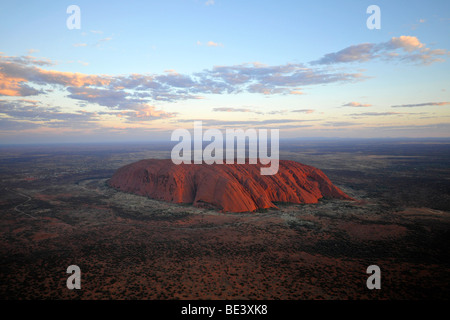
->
[0,59,111,96]
[213,107,252,112]
[312,36,448,65]
[388,36,424,52]
[0,54,54,66]
[38,69,111,87]
[0,99,175,130]
[207,41,223,47]
[343,102,372,107]
[115,105,176,122]
[0,73,29,96]
[0,52,364,102]
[212,107,264,115]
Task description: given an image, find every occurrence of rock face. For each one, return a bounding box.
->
[108,159,353,213]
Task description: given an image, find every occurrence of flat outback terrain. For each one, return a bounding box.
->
[0,139,449,300]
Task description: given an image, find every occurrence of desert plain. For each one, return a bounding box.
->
[0,139,449,300]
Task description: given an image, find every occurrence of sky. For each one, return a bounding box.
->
[0,0,449,144]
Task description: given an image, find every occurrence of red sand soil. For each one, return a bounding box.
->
[336,222,408,241]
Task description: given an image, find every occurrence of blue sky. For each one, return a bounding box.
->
[0,0,449,143]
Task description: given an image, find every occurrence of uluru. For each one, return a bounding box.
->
[108,159,353,213]
[109,159,352,212]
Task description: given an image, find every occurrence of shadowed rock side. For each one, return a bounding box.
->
[108,159,353,212]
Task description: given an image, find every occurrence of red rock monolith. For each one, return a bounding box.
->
[108,159,353,212]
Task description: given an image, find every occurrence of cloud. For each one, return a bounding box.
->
[201,62,363,94]
[100,105,176,122]
[207,41,223,47]
[342,102,372,107]
[0,118,41,130]
[323,121,359,127]
[313,43,377,64]
[391,101,450,108]
[212,107,264,115]
[0,99,100,130]
[0,53,54,66]
[95,37,112,47]
[388,35,424,52]
[365,122,450,132]
[0,98,174,131]
[0,60,110,92]
[73,43,88,47]
[267,110,288,115]
[155,72,197,88]
[0,56,112,96]
[292,109,315,114]
[64,85,177,120]
[66,87,131,109]
[312,36,448,65]
[0,53,364,104]
[349,112,403,116]
[213,107,252,112]
[247,83,287,95]
[197,40,223,47]
[0,77,43,96]
[205,0,215,6]
[175,118,308,127]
